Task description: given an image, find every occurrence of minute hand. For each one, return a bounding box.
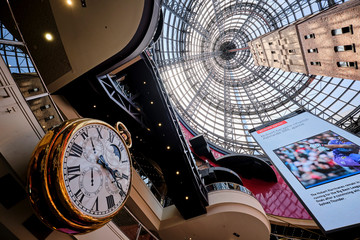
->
[97,155,123,190]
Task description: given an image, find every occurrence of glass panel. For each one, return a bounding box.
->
[112,209,140,240]
[148,0,360,155]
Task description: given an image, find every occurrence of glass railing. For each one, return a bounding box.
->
[206,182,254,196]
[113,206,160,240]
[0,6,63,132]
[132,158,172,207]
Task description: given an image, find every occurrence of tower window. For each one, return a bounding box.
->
[288,49,295,53]
[274,59,279,63]
[334,44,355,52]
[304,33,315,39]
[269,42,273,45]
[331,25,353,36]
[337,61,358,68]
[307,48,318,53]
[310,61,321,66]
[271,51,276,54]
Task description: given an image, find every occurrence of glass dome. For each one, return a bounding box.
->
[149,0,360,155]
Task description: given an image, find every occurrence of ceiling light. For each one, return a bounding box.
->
[185,196,189,200]
[176,171,180,175]
[143,81,147,84]
[66,0,73,5]
[158,123,162,127]
[166,146,170,150]
[44,33,54,41]
[150,101,154,104]
[93,105,96,108]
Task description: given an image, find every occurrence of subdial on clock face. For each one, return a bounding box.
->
[79,166,103,198]
[105,144,122,167]
[105,172,120,195]
[83,137,104,163]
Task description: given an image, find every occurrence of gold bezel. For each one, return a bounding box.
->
[28,119,101,233]
[27,118,132,234]
[56,119,132,221]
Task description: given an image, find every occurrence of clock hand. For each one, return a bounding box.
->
[91,167,94,186]
[97,155,124,190]
[90,138,96,153]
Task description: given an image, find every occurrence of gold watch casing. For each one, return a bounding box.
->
[27,118,132,234]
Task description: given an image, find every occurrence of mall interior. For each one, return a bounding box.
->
[0,0,359,239]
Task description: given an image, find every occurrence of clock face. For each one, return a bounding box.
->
[62,123,131,218]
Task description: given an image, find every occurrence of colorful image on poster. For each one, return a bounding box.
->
[273,130,360,188]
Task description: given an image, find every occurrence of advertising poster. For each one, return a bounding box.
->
[250,111,360,235]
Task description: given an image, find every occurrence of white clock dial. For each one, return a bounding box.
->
[83,137,103,163]
[63,123,131,218]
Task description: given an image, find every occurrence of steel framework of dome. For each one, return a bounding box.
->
[149,0,360,155]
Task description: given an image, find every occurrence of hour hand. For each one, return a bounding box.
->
[97,155,112,173]
[97,155,123,189]
[97,155,107,167]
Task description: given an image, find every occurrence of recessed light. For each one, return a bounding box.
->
[166,146,170,150]
[93,105,96,108]
[66,0,73,5]
[176,171,180,175]
[150,101,154,104]
[143,81,147,84]
[185,196,189,200]
[44,33,53,41]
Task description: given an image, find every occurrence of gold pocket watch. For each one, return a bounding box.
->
[27,119,132,234]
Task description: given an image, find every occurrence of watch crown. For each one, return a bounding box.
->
[115,122,132,148]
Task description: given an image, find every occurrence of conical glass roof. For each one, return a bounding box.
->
[150,0,360,155]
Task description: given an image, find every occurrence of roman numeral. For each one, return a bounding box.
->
[80,129,89,140]
[96,127,103,139]
[68,165,80,173]
[115,182,126,197]
[119,188,126,198]
[108,132,115,143]
[106,195,115,209]
[69,143,83,157]
[122,173,128,180]
[67,165,80,181]
[119,144,124,152]
[91,197,99,211]
[75,189,85,203]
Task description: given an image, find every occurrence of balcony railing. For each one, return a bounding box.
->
[206,182,254,196]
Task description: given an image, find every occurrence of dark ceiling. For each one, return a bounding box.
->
[57,55,209,219]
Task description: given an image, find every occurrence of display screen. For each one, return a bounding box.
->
[273,130,360,189]
[250,111,360,234]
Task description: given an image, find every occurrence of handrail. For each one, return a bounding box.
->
[206,182,254,196]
